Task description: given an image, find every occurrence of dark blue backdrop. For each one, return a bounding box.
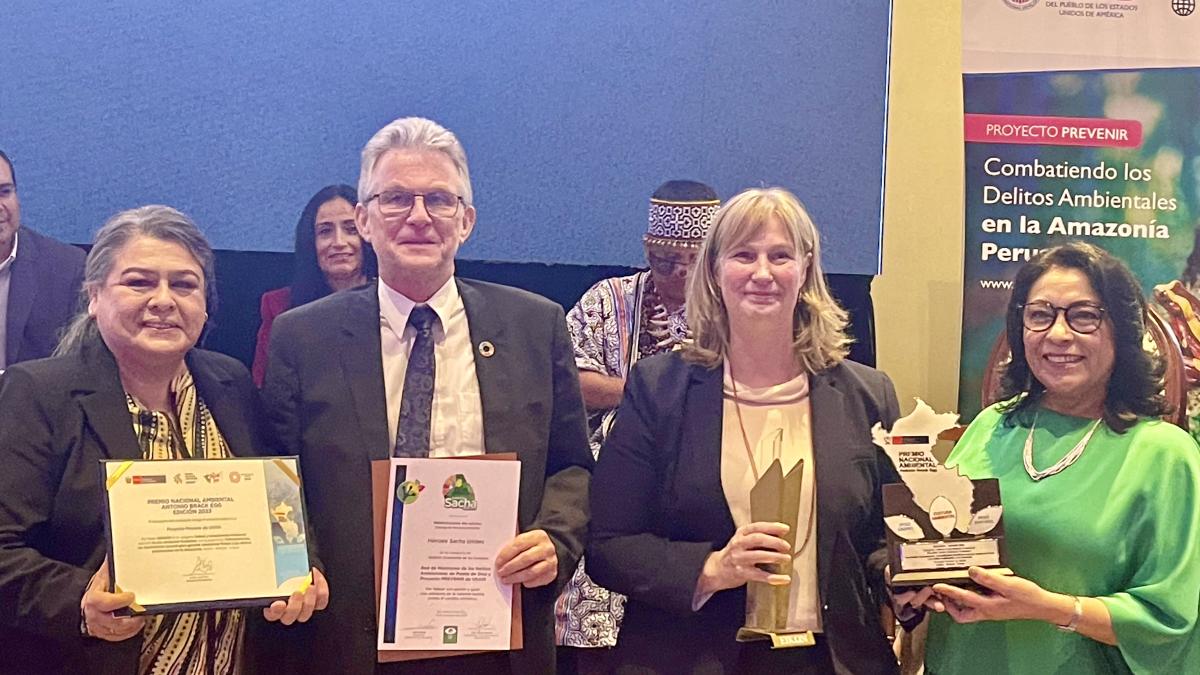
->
[2,1,891,274]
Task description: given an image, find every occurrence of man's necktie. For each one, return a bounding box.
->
[393,305,437,457]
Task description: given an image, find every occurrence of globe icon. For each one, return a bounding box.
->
[1174,0,1196,17]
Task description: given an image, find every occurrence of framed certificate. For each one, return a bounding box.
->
[102,456,312,614]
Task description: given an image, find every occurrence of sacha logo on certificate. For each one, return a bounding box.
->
[378,458,520,652]
[442,473,477,510]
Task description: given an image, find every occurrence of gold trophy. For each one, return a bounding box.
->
[735,431,814,648]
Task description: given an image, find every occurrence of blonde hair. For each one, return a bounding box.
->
[683,187,851,372]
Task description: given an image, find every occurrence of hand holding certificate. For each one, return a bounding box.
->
[376,457,522,655]
[495,529,558,588]
[262,567,329,625]
[102,457,313,615]
[81,558,146,640]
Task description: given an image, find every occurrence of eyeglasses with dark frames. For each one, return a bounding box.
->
[1019,300,1107,334]
[364,189,464,218]
[646,252,697,276]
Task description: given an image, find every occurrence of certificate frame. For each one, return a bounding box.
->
[101,456,313,615]
[371,456,523,663]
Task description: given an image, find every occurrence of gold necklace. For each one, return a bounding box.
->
[729,368,817,560]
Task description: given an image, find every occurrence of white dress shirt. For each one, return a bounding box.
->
[0,231,19,371]
[378,277,485,457]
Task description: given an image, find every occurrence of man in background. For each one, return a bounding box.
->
[0,149,85,370]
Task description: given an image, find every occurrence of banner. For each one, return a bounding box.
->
[958,1,1200,441]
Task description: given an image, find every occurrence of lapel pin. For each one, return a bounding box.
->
[478,341,496,357]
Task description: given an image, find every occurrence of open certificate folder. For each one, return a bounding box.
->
[102,457,312,614]
[376,457,521,653]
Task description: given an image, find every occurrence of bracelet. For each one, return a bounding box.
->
[1055,595,1083,633]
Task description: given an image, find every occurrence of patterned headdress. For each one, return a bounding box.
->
[644,180,720,249]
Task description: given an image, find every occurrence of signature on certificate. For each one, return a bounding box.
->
[190,557,214,576]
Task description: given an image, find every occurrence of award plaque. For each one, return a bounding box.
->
[102,456,312,614]
[871,400,1012,588]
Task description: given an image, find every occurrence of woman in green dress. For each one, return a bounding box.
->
[912,242,1200,673]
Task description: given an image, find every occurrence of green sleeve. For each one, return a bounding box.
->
[1098,424,1200,674]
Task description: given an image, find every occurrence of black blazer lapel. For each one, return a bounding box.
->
[73,341,142,460]
[808,368,847,598]
[681,362,738,539]
[4,231,37,365]
[338,285,390,460]
[188,352,256,458]
[457,280,511,455]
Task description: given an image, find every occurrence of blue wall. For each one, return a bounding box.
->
[2,1,890,274]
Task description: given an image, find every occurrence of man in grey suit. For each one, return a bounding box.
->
[261,117,592,674]
[0,149,85,369]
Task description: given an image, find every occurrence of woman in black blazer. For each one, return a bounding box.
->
[0,206,327,674]
[589,188,902,674]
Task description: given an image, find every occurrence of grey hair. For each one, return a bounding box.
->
[357,117,473,205]
[54,205,216,356]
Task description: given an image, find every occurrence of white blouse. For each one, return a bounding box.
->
[720,363,822,633]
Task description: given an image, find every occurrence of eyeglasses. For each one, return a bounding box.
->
[646,252,696,276]
[365,189,464,218]
[1020,300,1107,334]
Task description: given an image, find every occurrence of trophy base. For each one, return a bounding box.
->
[735,628,816,649]
[890,566,1013,589]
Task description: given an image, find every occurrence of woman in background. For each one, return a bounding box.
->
[252,184,374,385]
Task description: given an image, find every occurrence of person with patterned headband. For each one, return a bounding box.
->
[557,180,719,673]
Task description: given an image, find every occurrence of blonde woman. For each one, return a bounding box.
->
[588,188,901,674]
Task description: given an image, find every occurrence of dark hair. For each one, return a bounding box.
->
[997,241,1167,432]
[0,149,14,185]
[1183,225,1200,289]
[290,184,376,307]
[55,205,216,356]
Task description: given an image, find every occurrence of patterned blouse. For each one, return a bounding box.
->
[557,271,689,648]
[566,271,688,453]
[125,369,244,675]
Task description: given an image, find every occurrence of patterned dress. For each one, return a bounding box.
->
[125,370,245,675]
[557,271,688,647]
